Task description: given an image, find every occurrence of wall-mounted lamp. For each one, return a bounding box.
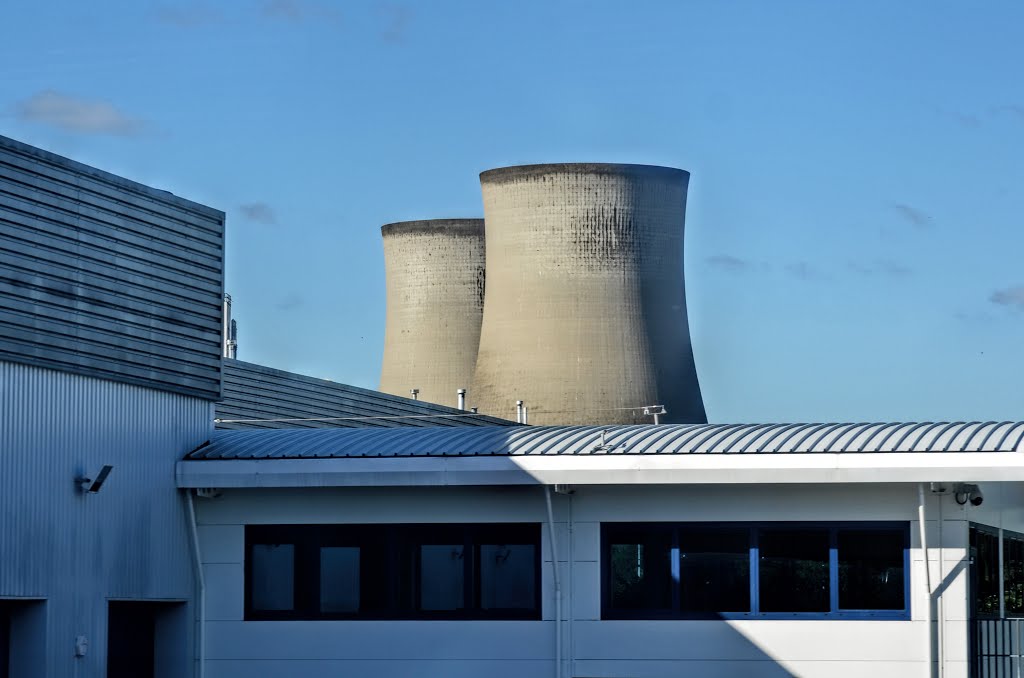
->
[76,465,113,493]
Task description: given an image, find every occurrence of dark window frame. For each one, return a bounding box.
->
[970,523,1002,619]
[245,523,541,621]
[602,521,910,621]
[969,522,1024,619]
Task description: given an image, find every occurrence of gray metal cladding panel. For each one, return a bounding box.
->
[217,359,517,429]
[0,360,207,678]
[0,135,225,400]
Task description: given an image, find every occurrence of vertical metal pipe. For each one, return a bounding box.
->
[516,400,524,424]
[410,389,419,401]
[567,492,575,678]
[221,294,232,359]
[186,491,205,678]
[228,319,237,359]
[938,495,945,678]
[457,389,466,411]
[919,484,934,677]
[524,406,529,425]
[544,487,562,678]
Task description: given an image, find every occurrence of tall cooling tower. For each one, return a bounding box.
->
[379,219,485,407]
[471,163,706,425]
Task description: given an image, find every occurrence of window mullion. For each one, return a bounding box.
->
[829,529,839,615]
[465,527,475,615]
[671,528,680,615]
[751,526,760,616]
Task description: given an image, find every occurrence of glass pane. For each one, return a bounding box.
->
[420,545,465,611]
[251,543,294,611]
[609,531,672,611]
[1005,533,1024,615]
[972,527,1000,616]
[480,544,535,610]
[759,530,829,613]
[321,547,360,613]
[679,529,751,613]
[838,530,905,610]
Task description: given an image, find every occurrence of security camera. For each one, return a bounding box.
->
[76,465,113,493]
[954,483,982,507]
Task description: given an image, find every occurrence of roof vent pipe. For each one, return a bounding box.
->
[457,389,466,411]
[410,388,419,401]
[228,319,238,359]
[222,294,236,359]
[516,400,524,424]
[523,406,529,426]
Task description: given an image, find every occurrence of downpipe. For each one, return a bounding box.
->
[545,486,562,678]
[186,490,206,678]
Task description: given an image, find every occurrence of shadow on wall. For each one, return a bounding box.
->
[571,619,798,677]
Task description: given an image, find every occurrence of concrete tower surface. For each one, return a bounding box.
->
[471,163,706,425]
[379,219,486,408]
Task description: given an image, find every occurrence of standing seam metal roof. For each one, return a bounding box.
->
[216,359,517,429]
[186,422,1024,460]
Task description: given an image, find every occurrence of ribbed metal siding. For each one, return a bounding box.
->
[0,360,211,677]
[0,135,225,400]
[216,359,517,429]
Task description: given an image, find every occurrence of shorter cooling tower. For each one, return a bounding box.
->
[471,163,706,425]
[379,219,485,408]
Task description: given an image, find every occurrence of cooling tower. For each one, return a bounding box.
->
[471,163,706,425]
[379,219,486,407]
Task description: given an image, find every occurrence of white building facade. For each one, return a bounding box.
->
[179,423,1024,678]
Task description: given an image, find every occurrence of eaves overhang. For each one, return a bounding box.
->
[176,451,1024,489]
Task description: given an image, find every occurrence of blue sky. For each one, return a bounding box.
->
[2,0,1022,422]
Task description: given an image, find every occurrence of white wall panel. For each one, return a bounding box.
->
[194,480,989,677]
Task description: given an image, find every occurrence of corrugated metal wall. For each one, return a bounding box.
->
[217,359,516,429]
[0,135,225,400]
[0,360,212,678]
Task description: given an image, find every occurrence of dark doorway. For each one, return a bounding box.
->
[107,602,156,678]
[0,599,45,678]
[1,603,9,678]
[107,601,187,678]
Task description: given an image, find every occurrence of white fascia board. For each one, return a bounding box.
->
[176,452,1024,489]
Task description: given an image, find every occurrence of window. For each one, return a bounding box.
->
[759,529,829,613]
[250,544,295,612]
[678,527,750,613]
[969,524,1024,618]
[603,522,909,619]
[245,524,540,620]
[608,527,673,613]
[1004,531,1024,616]
[838,529,906,611]
[971,525,1000,617]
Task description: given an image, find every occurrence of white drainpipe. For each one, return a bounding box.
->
[918,484,934,678]
[186,491,206,678]
[545,487,562,678]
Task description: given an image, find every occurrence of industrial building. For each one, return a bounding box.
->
[0,133,224,678]
[177,423,1024,678]
[3,135,1024,678]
